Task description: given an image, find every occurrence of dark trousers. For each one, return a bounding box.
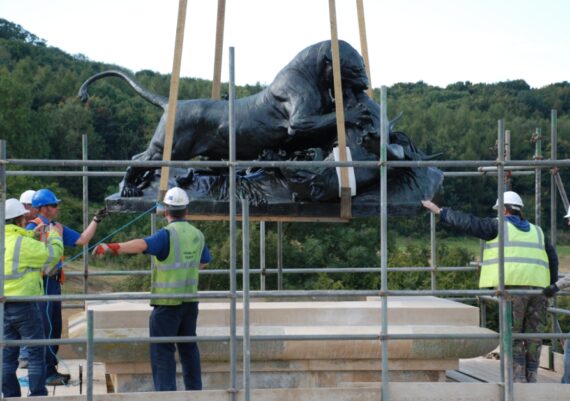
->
[3,302,47,397]
[149,302,202,391]
[42,275,62,377]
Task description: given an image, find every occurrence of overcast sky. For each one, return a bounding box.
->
[2,0,569,89]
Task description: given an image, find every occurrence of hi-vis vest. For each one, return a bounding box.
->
[31,217,65,279]
[4,224,63,297]
[480,220,549,288]
[151,221,205,306]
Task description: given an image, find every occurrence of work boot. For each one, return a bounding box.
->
[513,363,527,383]
[46,371,70,386]
[526,370,538,383]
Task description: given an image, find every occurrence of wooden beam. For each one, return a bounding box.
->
[356,0,373,98]
[158,0,188,201]
[211,0,226,100]
[328,0,352,219]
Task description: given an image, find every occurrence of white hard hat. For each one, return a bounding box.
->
[5,198,28,220]
[564,206,570,219]
[493,191,524,211]
[162,187,189,209]
[19,189,36,205]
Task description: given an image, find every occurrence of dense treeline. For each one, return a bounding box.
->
[1,19,569,296]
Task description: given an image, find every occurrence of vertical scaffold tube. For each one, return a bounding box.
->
[550,110,558,250]
[534,128,542,226]
[277,222,283,291]
[0,140,6,391]
[498,119,513,401]
[82,134,89,295]
[260,221,266,291]
[228,46,238,401]
[430,212,437,291]
[86,310,94,401]
[380,87,390,401]
[242,200,251,401]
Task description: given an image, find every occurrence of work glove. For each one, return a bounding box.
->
[93,207,109,223]
[543,283,560,298]
[92,243,120,257]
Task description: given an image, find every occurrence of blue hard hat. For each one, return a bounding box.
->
[32,189,61,208]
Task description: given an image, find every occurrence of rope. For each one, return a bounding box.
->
[63,204,157,266]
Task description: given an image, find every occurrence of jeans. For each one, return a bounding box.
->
[42,275,62,377]
[563,334,570,384]
[3,302,47,397]
[149,302,202,391]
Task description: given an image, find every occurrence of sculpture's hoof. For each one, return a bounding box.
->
[121,185,144,197]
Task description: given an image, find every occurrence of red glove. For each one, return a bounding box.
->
[92,243,120,256]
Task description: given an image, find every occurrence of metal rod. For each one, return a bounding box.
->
[380,86,390,400]
[3,169,536,178]
[228,46,238,401]
[534,128,542,226]
[10,157,570,169]
[82,134,89,296]
[242,199,251,401]
[260,221,266,291]
[86,310,94,401]
[0,140,6,392]
[63,265,479,277]
[498,119,513,401]
[551,110,558,250]
[8,330,570,348]
[430,212,437,291]
[277,222,283,290]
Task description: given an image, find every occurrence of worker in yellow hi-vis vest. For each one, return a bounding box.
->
[422,191,558,383]
[92,187,211,391]
[3,198,63,397]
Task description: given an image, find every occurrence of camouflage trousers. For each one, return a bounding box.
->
[511,291,547,382]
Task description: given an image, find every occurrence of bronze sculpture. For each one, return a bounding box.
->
[79,40,442,216]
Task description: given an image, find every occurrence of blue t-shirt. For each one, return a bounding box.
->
[144,221,211,263]
[26,215,81,271]
[26,215,81,247]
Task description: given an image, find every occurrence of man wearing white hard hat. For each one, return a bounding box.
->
[543,205,570,383]
[422,191,558,383]
[19,189,37,223]
[92,187,211,391]
[2,199,64,397]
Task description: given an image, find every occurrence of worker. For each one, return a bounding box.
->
[542,205,570,384]
[92,187,211,391]
[422,191,558,383]
[28,188,108,386]
[2,198,63,397]
[19,189,37,223]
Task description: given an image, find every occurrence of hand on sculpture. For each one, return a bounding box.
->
[93,207,109,223]
[92,243,120,257]
[543,284,560,297]
[421,200,441,215]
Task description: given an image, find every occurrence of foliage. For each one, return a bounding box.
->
[2,19,570,300]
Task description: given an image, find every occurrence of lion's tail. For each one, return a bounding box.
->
[78,70,168,110]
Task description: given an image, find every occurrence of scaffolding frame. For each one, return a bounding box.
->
[0,94,569,401]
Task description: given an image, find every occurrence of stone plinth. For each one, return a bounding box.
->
[68,296,497,392]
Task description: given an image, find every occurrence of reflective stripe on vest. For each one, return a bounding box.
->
[480,220,549,288]
[5,237,33,279]
[151,222,204,305]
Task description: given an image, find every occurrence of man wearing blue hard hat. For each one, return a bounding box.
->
[28,188,108,385]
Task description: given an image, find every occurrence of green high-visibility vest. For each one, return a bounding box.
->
[151,221,205,306]
[480,220,549,288]
[4,224,63,297]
